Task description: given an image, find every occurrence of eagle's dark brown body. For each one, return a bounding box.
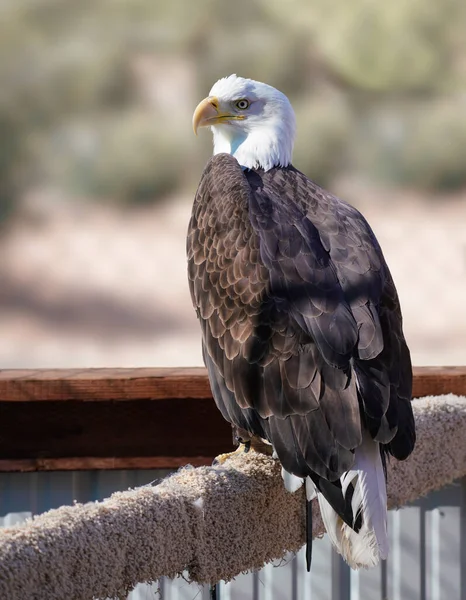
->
[187,152,415,486]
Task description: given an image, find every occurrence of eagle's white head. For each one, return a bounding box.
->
[192,74,296,172]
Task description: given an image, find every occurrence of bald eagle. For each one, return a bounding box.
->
[187,75,415,571]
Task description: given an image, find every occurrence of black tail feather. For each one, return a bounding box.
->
[312,475,362,533]
[306,499,313,572]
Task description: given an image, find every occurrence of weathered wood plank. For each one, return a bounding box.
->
[0,367,464,471]
[412,366,466,398]
[0,366,465,402]
[0,398,235,471]
[0,367,212,401]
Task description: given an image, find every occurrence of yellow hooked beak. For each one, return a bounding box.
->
[192,96,245,134]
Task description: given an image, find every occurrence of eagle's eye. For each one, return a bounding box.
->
[235,99,250,110]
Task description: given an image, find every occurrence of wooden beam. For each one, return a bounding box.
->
[1,366,465,402]
[0,367,464,472]
[412,366,466,398]
[0,397,234,471]
[0,367,211,401]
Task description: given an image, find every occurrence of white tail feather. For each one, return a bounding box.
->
[317,432,388,569]
[281,467,304,493]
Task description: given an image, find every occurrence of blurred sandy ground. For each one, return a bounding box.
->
[0,1,465,368]
[0,187,464,369]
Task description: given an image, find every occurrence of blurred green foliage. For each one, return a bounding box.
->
[1,0,466,222]
[264,0,466,93]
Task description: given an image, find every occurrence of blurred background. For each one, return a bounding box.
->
[0,0,465,368]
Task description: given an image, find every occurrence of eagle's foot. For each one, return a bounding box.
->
[212,441,251,466]
[213,435,273,466]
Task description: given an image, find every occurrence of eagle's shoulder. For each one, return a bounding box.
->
[254,165,387,292]
[201,152,243,175]
[197,152,248,193]
[257,165,379,238]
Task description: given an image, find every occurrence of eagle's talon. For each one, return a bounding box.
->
[212,443,250,466]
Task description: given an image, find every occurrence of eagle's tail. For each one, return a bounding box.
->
[317,433,389,569]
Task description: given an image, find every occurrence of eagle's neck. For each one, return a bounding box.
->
[211,122,294,172]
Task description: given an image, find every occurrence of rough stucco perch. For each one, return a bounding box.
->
[0,394,465,600]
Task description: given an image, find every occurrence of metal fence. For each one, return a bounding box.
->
[1,470,465,600]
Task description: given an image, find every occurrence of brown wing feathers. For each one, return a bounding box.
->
[187,152,415,481]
